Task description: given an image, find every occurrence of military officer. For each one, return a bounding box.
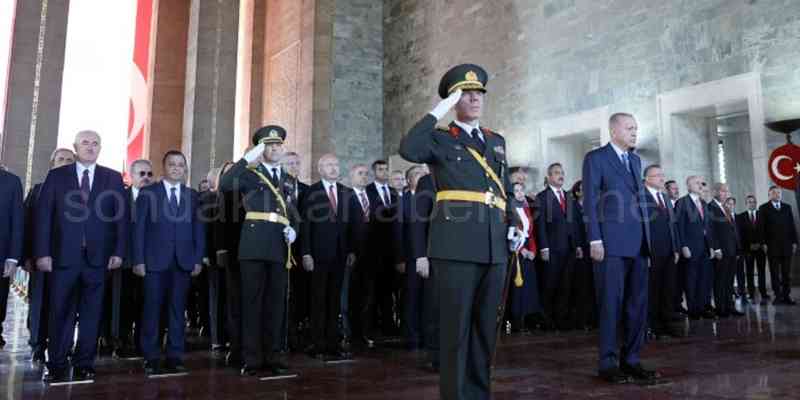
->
[219,125,298,377]
[399,64,525,400]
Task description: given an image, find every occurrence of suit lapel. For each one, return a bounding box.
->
[603,145,635,192]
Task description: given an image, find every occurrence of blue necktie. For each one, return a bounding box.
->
[621,152,631,173]
[169,187,179,215]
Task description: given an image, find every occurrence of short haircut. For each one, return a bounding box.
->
[665,180,677,188]
[349,163,369,177]
[769,185,779,192]
[712,182,727,193]
[50,148,74,165]
[405,165,424,181]
[129,159,152,172]
[609,112,634,126]
[643,164,662,178]
[284,151,299,158]
[371,160,388,170]
[727,197,736,204]
[546,163,562,175]
[73,130,101,144]
[746,194,756,201]
[162,150,187,165]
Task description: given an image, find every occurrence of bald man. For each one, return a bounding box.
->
[35,130,127,383]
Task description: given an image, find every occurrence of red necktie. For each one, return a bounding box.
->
[328,184,338,214]
[558,190,566,213]
[657,193,666,209]
[359,192,369,217]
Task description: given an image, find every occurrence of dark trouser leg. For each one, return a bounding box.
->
[744,254,756,297]
[555,253,574,328]
[119,269,143,351]
[357,263,377,338]
[648,258,663,330]
[572,258,593,328]
[541,254,562,322]
[703,257,715,309]
[225,261,242,361]
[735,255,746,296]
[424,263,440,366]
[73,266,106,368]
[436,259,505,400]
[780,256,793,299]
[595,256,625,371]
[141,270,167,361]
[714,257,736,315]
[0,277,9,338]
[658,256,677,322]
[264,262,288,357]
[674,259,687,310]
[310,268,329,350]
[685,257,701,315]
[207,264,220,347]
[165,265,190,361]
[240,260,267,368]
[754,251,767,297]
[621,256,648,367]
[325,266,344,351]
[768,256,782,298]
[47,268,81,371]
[28,271,49,352]
[340,265,353,340]
[405,261,423,347]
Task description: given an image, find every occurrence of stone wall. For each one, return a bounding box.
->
[384,0,800,184]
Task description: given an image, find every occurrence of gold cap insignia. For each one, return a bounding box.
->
[465,71,478,82]
[269,130,279,138]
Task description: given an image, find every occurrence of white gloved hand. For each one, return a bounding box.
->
[243,143,265,163]
[507,227,525,252]
[416,257,430,279]
[430,89,463,120]
[283,226,297,244]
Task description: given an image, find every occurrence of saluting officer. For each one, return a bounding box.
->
[219,126,299,377]
[399,64,525,400]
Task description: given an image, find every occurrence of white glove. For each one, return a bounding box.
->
[430,89,463,120]
[507,227,525,252]
[416,257,430,279]
[243,142,265,163]
[283,226,297,244]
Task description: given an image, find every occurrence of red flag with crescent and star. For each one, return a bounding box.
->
[768,143,800,190]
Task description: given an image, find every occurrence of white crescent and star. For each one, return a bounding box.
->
[770,155,794,181]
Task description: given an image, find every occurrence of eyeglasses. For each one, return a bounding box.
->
[138,171,154,178]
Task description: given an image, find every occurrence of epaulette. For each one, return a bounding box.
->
[435,126,449,133]
[481,126,498,138]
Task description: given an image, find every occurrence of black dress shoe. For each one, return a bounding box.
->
[361,336,375,348]
[598,368,631,384]
[164,359,187,373]
[701,310,717,319]
[730,310,745,317]
[144,360,160,375]
[676,306,689,315]
[225,352,243,368]
[268,354,290,375]
[620,363,660,381]
[31,349,46,364]
[73,367,96,380]
[42,367,69,383]
[785,297,797,305]
[240,364,260,377]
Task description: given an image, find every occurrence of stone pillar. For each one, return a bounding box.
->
[183,0,239,186]
[2,0,69,190]
[147,0,190,177]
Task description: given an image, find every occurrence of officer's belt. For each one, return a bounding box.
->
[436,190,506,210]
[245,211,290,226]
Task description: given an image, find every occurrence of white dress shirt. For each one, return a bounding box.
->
[454,119,485,142]
[76,162,96,189]
[163,180,182,205]
[323,179,338,205]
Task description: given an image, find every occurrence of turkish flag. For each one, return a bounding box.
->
[768,143,800,190]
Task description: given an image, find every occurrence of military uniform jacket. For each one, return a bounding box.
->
[219,159,298,264]
[398,114,516,265]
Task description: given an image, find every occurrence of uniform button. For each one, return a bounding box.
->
[489,188,494,193]
[457,157,461,161]
[250,224,255,228]
[485,173,490,178]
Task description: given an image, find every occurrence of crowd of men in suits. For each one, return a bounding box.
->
[0,121,798,387]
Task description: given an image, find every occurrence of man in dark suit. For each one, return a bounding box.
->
[219,126,298,376]
[24,148,75,362]
[642,165,680,339]
[535,163,579,330]
[114,159,153,359]
[582,113,656,384]
[34,130,127,383]
[737,195,767,303]
[280,151,310,351]
[300,154,361,360]
[0,166,24,348]
[133,150,204,375]
[759,186,798,305]
[399,64,525,399]
[675,176,718,321]
[365,160,401,337]
[346,164,372,346]
[708,183,743,317]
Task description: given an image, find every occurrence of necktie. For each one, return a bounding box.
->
[271,168,279,183]
[381,186,390,206]
[752,211,757,225]
[621,152,631,173]
[328,184,338,214]
[80,169,90,204]
[695,198,704,220]
[774,202,781,210]
[359,191,369,215]
[558,190,566,213]
[169,187,179,214]
[471,128,486,154]
[657,192,666,209]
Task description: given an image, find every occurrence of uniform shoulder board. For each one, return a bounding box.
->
[246,165,257,171]
[435,126,450,133]
[480,126,501,138]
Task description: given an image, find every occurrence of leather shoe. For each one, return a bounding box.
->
[240,364,260,377]
[620,363,660,381]
[268,354,290,375]
[73,367,96,381]
[361,336,375,348]
[598,368,631,384]
[42,367,69,383]
[164,359,187,373]
[701,310,717,319]
[144,360,160,375]
[785,297,797,305]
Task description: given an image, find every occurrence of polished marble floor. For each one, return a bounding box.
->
[3,292,800,399]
